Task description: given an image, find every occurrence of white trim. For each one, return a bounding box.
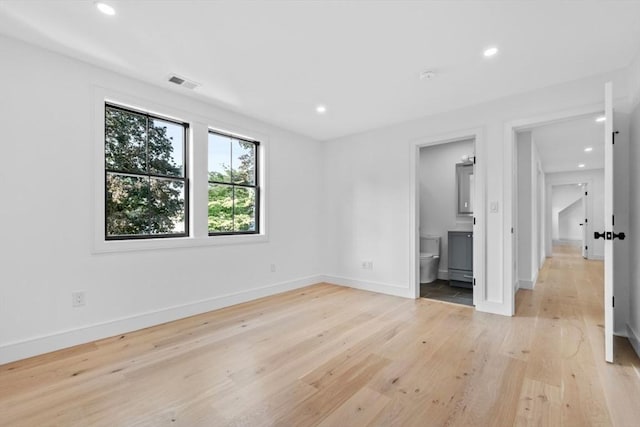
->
[322,275,412,298]
[504,102,605,317]
[0,275,323,365]
[409,127,486,311]
[627,323,640,359]
[518,280,534,290]
[92,86,270,253]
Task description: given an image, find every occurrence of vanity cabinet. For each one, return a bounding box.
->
[448,231,473,289]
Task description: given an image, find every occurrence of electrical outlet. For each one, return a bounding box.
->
[72,291,86,307]
[270,263,276,272]
[361,260,373,270]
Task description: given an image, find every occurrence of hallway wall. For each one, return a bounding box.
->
[551,184,584,241]
[558,199,583,241]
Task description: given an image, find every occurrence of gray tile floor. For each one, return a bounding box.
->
[420,279,474,306]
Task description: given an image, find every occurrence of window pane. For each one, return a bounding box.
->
[231,139,256,185]
[234,187,256,232]
[149,178,185,234]
[208,133,231,183]
[149,119,184,177]
[208,183,233,232]
[106,173,149,237]
[105,107,147,173]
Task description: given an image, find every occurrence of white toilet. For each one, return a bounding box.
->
[420,236,441,283]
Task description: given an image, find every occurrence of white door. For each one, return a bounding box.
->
[581,186,588,259]
[603,82,615,363]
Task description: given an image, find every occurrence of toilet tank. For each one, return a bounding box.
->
[420,236,441,256]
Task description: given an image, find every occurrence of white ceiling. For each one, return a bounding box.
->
[529,114,605,174]
[1,1,640,141]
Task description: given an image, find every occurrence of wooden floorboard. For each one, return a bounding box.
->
[1,245,639,426]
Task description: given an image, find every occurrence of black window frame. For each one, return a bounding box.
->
[207,130,260,236]
[104,103,190,241]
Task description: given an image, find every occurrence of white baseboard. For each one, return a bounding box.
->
[589,255,604,260]
[628,323,640,359]
[518,280,534,290]
[321,275,412,299]
[518,270,538,290]
[0,275,323,366]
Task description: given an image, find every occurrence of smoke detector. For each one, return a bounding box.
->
[419,70,436,80]
[167,74,200,90]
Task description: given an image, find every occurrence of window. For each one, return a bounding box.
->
[104,104,188,240]
[208,131,259,234]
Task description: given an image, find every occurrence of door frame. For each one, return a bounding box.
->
[409,127,485,308]
[503,103,604,315]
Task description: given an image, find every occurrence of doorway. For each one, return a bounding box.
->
[410,127,485,309]
[418,139,475,306]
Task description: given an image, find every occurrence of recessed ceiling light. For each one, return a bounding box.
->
[578,163,585,168]
[95,2,116,16]
[316,105,327,114]
[584,147,593,152]
[595,116,606,122]
[483,47,499,57]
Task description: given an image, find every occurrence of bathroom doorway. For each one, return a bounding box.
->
[416,137,476,307]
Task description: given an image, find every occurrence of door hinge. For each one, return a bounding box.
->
[473,217,476,225]
[585,245,588,251]
[612,296,615,308]
[511,227,514,234]
[613,130,619,145]
[613,215,615,226]
[585,218,588,223]
[473,278,476,287]
[585,191,588,196]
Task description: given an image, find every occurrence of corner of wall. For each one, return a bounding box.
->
[627,323,640,359]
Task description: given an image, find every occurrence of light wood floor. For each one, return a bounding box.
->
[2,246,639,426]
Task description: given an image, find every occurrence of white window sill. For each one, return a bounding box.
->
[92,233,268,254]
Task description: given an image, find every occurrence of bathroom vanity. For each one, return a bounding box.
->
[448,231,473,288]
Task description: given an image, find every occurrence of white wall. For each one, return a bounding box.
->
[323,63,629,314]
[558,199,583,241]
[537,167,546,266]
[516,132,543,290]
[0,36,325,364]
[419,139,474,277]
[551,184,584,241]
[517,132,533,287]
[627,73,640,356]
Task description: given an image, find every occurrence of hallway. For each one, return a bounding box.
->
[514,244,640,425]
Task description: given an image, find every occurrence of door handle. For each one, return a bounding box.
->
[594,231,626,240]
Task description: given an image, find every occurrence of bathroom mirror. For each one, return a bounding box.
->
[456,163,474,215]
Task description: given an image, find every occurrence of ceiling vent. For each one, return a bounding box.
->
[167,74,200,90]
